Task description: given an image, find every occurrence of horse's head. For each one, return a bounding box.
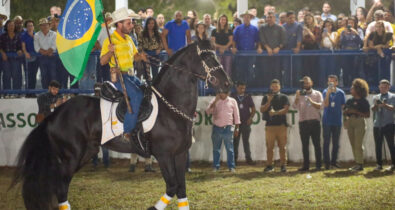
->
[194,40,232,91]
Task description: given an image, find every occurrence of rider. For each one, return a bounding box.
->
[100,7,148,140]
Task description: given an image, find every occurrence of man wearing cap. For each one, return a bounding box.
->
[162,11,191,56]
[206,88,240,173]
[34,18,57,89]
[232,10,261,85]
[100,7,148,139]
[372,79,395,171]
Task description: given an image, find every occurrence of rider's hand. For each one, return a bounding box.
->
[108,44,115,53]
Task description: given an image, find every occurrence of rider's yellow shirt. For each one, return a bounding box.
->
[100,30,137,72]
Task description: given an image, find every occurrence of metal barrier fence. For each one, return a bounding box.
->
[0,49,393,96]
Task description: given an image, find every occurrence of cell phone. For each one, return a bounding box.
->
[347,25,351,31]
[323,28,328,33]
[376,100,382,105]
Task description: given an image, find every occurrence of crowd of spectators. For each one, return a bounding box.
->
[0,1,394,96]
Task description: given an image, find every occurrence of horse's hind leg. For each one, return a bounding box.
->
[175,151,189,210]
[148,156,178,210]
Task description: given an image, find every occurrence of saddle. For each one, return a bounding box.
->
[100,81,153,157]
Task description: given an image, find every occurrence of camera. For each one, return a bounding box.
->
[299,79,307,95]
[376,100,383,105]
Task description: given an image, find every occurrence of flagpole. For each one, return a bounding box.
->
[102,11,133,114]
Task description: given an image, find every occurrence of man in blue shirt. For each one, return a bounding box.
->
[283,11,303,88]
[322,75,346,169]
[321,2,337,22]
[162,11,191,56]
[372,79,395,171]
[232,10,262,85]
[21,20,39,94]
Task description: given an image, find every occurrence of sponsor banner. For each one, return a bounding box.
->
[0,95,391,166]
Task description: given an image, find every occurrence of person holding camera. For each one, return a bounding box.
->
[372,79,395,171]
[322,75,346,170]
[343,79,370,171]
[292,76,323,171]
[260,79,290,172]
[339,16,363,87]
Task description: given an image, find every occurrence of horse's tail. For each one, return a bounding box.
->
[10,121,60,210]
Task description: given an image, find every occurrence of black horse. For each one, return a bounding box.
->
[10,40,231,210]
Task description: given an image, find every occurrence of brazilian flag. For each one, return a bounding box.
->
[57,0,104,85]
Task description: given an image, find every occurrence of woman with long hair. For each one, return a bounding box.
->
[340,16,364,87]
[138,17,162,79]
[343,78,370,171]
[211,14,233,76]
[302,13,321,82]
[0,20,23,96]
[356,7,368,31]
[192,21,207,41]
[319,19,337,86]
[366,20,392,85]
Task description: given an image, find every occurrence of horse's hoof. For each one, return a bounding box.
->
[147,207,158,210]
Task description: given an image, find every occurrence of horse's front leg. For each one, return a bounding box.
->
[148,155,178,210]
[175,150,189,210]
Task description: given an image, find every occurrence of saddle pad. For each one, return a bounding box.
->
[100,93,159,145]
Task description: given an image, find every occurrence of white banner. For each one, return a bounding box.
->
[0,95,392,166]
[0,0,10,19]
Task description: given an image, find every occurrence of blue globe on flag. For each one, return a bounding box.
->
[58,0,93,40]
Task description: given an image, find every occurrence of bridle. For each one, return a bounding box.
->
[145,44,224,88]
[144,44,225,122]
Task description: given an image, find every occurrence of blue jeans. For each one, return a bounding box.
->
[3,58,22,90]
[233,55,255,85]
[25,58,39,90]
[79,55,97,90]
[39,56,57,88]
[211,125,235,169]
[114,74,143,133]
[145,50,160,79]
[92,146,110,167]
[323,125,341,166]
[57,56,78,89]
[319,54,336,87]
[97,63,110,82]
[282,55,302,88]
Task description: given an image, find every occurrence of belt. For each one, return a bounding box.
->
[300,119,320,124]
[214,125,232,129]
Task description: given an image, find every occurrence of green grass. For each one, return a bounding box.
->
[1,161,394,209]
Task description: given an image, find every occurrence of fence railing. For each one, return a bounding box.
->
[0,49,393,96]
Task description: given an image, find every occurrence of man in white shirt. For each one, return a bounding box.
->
[365,10,394,41]
[34,18,57,88]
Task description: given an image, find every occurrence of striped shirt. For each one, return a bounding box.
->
[100,30,137,72]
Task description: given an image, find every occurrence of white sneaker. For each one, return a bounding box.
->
[212,168,218,172]
[229,168,236,173]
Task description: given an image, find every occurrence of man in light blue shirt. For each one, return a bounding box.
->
[372,79,395,171]
[321,2,337,22]
[232,11,262,85]
[282,11,303,87]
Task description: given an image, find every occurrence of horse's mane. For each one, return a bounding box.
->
[152,40,212,86]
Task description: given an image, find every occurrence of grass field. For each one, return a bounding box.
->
[1,160,394,210]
